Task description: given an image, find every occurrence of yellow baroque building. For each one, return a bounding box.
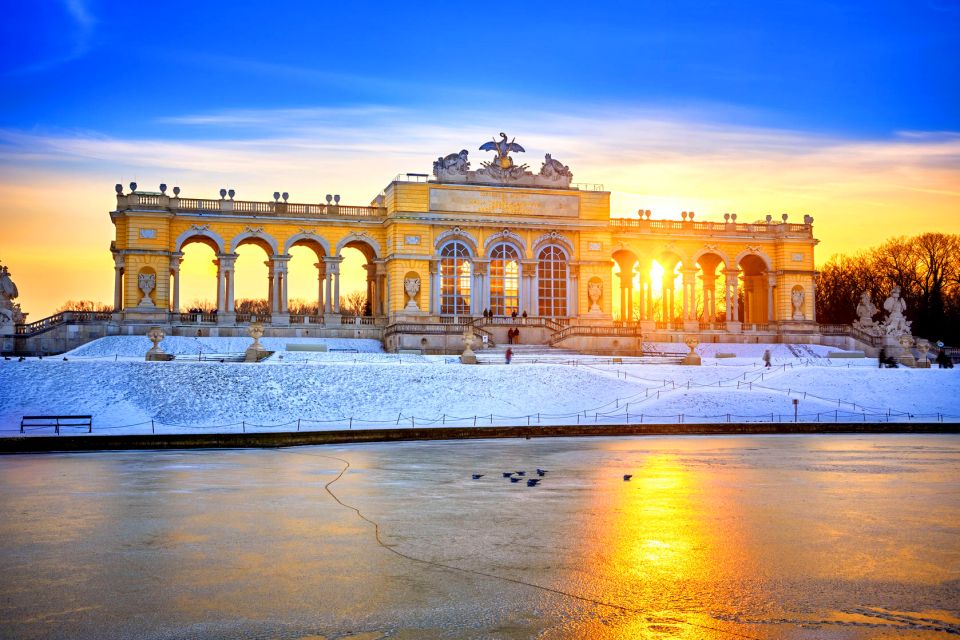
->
[106,135,820,354]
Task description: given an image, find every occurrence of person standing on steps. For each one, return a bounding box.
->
[505,347,513,364]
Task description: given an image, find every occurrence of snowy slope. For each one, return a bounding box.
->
[2,337,958,435]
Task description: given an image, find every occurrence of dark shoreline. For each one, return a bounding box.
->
[1,423,958,454]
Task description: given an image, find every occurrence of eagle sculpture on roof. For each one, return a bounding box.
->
[480,133,525,169]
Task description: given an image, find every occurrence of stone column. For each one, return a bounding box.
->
[724,268,740,330]
[214,258,222,312]
[362,263,376,316]
[265,260,275,313]
[568,264,579,318]
[113,257,125,312]
[314,262,326,315]
[662,275,673,323]
[323,256,343,315]
[375,261,387,316]
[767,274,776,322]
[429,259,440,315]
[475,259,490,316]
[702,274,716,323]
[169,253,183,313]
[521,260,538,316]
[682,269,697,321]
[216,253,237,322]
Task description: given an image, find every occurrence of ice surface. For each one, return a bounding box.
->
[0,435,957,639]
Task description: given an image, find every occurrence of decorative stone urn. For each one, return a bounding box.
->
[145,326,172,361]
[682,334,701,366]
[460,324,477,365]
[588,280,603,313]
[914,338,931,369]
[137,273,157,307]
[897,334,917,368]
[404,277,421,311]
[244,321,268,362]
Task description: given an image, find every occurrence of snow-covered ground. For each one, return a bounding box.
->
[1,337,957,436]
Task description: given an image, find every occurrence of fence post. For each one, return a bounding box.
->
[242,421,245,433]
[297,418,301,432]
[349,417,352,430]
[411,417,415,428]
[151,419,155,434]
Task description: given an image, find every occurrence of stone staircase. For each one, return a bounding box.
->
[474,344,683,365]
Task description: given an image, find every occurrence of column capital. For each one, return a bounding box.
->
[270,253,292,264]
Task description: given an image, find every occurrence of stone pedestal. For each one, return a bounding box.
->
[681,335,701,366]
[217,313,237,326]
[244,322,268,362]
[271,313,290,327]
[460,326,478,365]
[145,326,174,361]
[726,321,742,334]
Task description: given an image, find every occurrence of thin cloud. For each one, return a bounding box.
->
[6,0,96,76]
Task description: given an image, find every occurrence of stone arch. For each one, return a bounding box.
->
[691,247,733,272]
[230,228,279,255]
[435,227,479,256]
[335,232,382,260]
[531,231,573,259]
[733,248,774,273]
[283,232,332,258]
[175,227,226,254]
[483,229,526,257]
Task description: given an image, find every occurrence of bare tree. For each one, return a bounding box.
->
[57,300,113,312]
[339,291,368,316]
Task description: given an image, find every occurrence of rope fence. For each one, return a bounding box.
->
[4,355,957,436]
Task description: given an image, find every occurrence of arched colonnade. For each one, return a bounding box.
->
[610,246,794,324]
[157,228,386,316]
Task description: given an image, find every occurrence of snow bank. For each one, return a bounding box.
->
[2,337,957,436]
[66,336,384,358]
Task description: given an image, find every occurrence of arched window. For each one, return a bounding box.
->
[489,243,520,316]
[440,241,472,315]
[538,246,567,317]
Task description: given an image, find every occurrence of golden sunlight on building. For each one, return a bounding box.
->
[9,135,826,354]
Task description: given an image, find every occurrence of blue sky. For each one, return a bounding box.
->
[2,0,958,138]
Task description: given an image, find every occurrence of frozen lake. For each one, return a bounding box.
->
[1,435,958,639]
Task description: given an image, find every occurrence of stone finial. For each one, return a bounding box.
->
[228,189,235,200]
[282,192,289,202]
[115,184,123,194]
[173,186,181,196]
[159,183,167,194]
[781,213,789,222]
[765,214,772,223]
[219,188,227,199]
[273,191,281,202]
[129,181,137,192]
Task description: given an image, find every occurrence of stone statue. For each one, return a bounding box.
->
[881,285,911,336]
[433,150,470,178]
[791,287,805,321]
[0,263,25,327]
[588,280,603,313]
[477,132,531,181]
[480,133,525,170]
[404,277,421,311]
[539,153,573,182]
[853,291,879,332]
[138,273,156,307]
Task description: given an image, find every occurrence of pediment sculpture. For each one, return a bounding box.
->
[432,133,574,188]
